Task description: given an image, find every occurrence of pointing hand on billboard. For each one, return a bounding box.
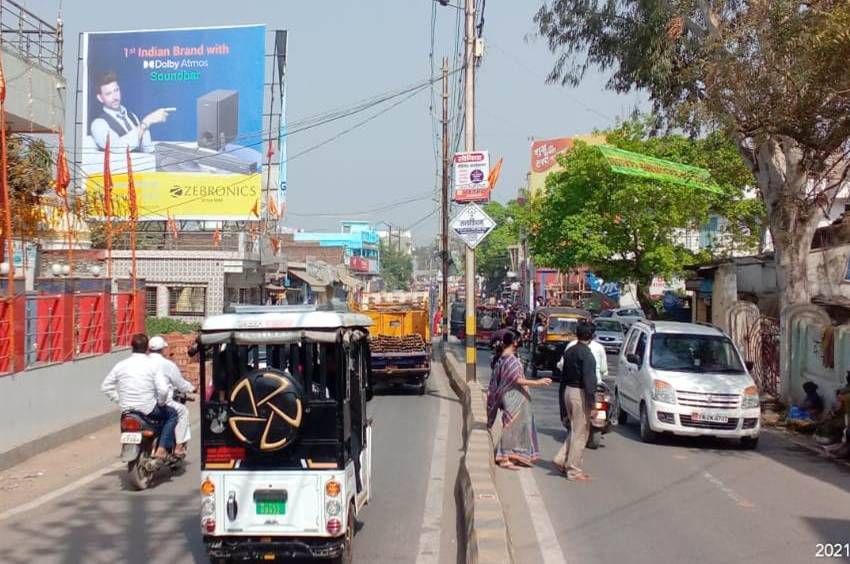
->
[142,107,174,127]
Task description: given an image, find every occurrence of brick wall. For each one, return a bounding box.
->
[161,332,201,389]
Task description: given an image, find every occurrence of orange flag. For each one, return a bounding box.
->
[125,147,138,222]
[102,136,113,218]
[0,54,6,104]
[267,196,280,220]
[55,132,71,199]
[250,199,260,218]
[488,157,503,191]
[212,227,221,248]
[167,211,179,238]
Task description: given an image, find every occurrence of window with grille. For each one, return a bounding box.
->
[168,286,206,317]
[145,287,158,317]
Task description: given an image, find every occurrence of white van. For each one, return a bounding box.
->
[615,321,761,449]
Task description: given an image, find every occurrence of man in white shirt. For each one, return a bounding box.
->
[560,322,608,384]
[90,71,173,153]
[148,335,195,457]
[101,333,178,460]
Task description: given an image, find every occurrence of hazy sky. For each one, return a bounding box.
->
[25,0,644,243]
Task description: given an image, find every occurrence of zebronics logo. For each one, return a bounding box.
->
[170,184,257,199]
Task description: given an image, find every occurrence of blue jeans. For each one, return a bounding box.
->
[147,404,178,451]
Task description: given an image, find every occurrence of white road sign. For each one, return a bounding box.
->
[450,203,496,249]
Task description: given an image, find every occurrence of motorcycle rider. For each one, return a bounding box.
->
[101,333,178,462]
[148,335,195,458]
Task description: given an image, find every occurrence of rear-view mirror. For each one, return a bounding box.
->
[745,360,754,371]
[626,353,640,365]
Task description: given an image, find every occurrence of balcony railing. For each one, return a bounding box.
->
[0,0,62,74]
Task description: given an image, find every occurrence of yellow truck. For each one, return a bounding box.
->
[352,291,431,395]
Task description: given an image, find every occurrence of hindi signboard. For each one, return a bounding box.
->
[449,203,496,249]
[453,151,490,203]
[80,25,267,220]
[598,145,722,194]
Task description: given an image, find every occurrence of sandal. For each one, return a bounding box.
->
[568,472,592,481]
[498,462,521,471]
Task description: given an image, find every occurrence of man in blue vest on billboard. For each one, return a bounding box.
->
[90,71,173,153]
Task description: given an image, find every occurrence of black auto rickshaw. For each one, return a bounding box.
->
[527,307,592,378]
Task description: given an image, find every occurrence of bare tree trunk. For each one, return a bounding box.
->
[751,136,817,309]
[635,281,657,318]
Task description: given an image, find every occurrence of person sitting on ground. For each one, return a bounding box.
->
[101,333,177,462]
[801,381,825,420]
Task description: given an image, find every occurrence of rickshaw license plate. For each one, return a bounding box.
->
[692,412,728,423]
[256,501,286,515]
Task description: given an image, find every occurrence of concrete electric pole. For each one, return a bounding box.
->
[464,0,477,382]
[441,57,450,343]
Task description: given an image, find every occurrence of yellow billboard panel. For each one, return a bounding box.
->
[85,172,262,220]
[528,133,606,197]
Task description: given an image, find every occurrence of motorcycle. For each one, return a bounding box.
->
[119,390,193,490]
[586,382,613,449]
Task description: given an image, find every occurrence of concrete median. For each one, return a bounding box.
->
[437,339,513,564]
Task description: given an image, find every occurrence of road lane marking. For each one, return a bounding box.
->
[518,466,568,564]
[0,417,200,523]
[702,471,755,509]
[415,368,450,564]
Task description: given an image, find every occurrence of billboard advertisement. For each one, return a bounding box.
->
[528,134,606,196]
[80,25,266,220]
[453,151,490,203]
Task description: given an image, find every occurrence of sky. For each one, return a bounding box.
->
[25,0,644,244]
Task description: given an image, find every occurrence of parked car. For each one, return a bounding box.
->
[614,321,760,449]
[599,307,646,328]
[593,319,625,354]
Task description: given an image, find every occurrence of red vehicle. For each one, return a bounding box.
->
[476,305,505,348]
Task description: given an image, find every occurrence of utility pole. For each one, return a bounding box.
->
[463,0,477,382]
[441,57,450,343]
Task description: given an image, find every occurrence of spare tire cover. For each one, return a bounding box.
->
[228,369,304,452]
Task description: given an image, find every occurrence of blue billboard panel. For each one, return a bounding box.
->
[80,25,266,220]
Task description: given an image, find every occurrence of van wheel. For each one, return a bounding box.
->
[639,403,657,443]
[616,390,628,425]
[417,381,427,396]
[740,436,759,450]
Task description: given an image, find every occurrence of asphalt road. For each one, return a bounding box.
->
[477,347,850,564]
[0,363,462,564]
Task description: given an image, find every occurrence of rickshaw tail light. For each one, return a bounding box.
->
[325,480,341,497]
[203,518,216,534]
[326,518,342,535]
[201,478,215,496]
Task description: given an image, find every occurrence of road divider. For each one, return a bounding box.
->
[437,340,513,564]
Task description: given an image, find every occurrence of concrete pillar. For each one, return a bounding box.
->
[157,285,169,318]
[712,264,737,332]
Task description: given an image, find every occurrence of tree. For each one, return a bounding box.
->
[2,135,53,242]
[534,0,850,310]
[530,124,763,313]
[379,240,413,291]
[476,201,522,293]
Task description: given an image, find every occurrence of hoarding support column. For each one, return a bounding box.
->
[464,0,476,382]
[441,57,449,343]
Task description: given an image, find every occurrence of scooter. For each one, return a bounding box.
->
[586,382,613,450]
[119,390,192,490]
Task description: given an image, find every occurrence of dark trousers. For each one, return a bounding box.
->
[148,404,178,451]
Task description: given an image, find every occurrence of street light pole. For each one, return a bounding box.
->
[463,0,477,382]
[441,57,450,342]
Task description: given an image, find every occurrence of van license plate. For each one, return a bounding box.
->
[120,432,142,444]
[256,501,286,515]
[692,412,728,423]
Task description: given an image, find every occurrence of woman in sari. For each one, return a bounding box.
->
[487,331,551,469]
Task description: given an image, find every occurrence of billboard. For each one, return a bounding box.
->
[453,151,490,203]
[528,134,606,196]
[80,25,266,220]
